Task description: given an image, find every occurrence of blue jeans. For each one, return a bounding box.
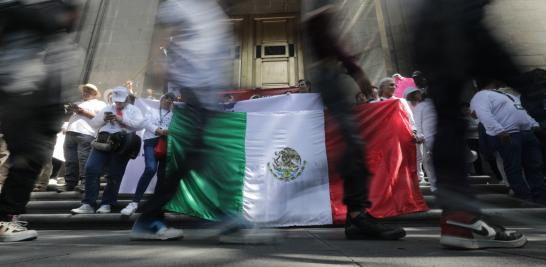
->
[82,148,130,207]
[489,131,546,200]
[133,138,165,202]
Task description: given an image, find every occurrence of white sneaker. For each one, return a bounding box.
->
[121,202,138,216]
[70,204,95,214]
[0,218,38,242]
[96,205,111,214]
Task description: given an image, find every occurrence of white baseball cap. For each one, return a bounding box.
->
[111,86,129,103]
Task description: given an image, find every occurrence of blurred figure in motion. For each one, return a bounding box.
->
[414,0,528,249]
[0,131,9,189]
[0,0,82,242]
[130,0,236,241]
[302,1,405,240]
[354,91,366,104]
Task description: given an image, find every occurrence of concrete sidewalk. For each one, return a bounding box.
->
[1,227,546,267]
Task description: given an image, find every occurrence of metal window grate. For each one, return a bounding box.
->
[264,45,286,56]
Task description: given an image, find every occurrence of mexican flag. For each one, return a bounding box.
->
[164,99,428,227]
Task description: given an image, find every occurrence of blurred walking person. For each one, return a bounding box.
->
[130,0,234,241]
[414,0,527,249]
[302,1,406,240]
[0,0,82,242]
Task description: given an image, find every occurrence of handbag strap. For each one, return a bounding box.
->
[490,89,517,103]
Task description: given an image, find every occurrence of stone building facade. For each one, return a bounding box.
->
[378,0,546,75]
[75,0,546,96]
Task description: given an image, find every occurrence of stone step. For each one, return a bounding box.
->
[419,184,510,195]
[19,213,211,230]
[466,175,498,184]
[26,200,137,214]
[18,207,546,230]
[25,174,529,230]
[25,194,541,214]
[29,182,508,202]
[423,194,543,209]
[30,191,147,201]
[383,208,546,226]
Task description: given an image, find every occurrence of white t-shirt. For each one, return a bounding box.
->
[90,104,145,134]
[66,99,107,136]
[470,90,538,136]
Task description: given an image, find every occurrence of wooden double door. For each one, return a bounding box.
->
[232,16,304,89]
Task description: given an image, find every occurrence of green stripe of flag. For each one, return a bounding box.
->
[164,108,247,221]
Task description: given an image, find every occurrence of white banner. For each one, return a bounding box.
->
[234,93,323,112]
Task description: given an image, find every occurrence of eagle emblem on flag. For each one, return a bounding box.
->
[267,147,307,182]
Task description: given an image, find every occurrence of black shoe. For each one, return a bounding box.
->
[345,212,406,240]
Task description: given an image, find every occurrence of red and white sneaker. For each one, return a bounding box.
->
[0,216,38,242]
[440,211,527,249]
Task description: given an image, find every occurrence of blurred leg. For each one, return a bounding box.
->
[0,100,63,216]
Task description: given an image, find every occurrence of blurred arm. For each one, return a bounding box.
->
[303,5,373,97]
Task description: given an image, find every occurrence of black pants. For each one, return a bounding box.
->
[312,63,371,212]
[414,0,520,213]
[0,94,64,216]
[478,123,504,181]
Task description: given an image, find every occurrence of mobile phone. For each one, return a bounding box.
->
[104,111,114,124]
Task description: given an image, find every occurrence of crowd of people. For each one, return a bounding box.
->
[12,68,543,215]
[1,0,542,252]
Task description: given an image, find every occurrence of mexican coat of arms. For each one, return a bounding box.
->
[267,147,307,182]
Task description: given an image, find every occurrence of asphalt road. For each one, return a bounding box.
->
[1,227,546,267]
